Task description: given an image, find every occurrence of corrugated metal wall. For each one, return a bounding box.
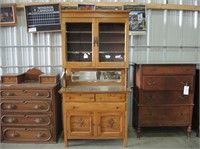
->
[0,0,200,126]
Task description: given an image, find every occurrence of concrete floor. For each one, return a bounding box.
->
[1,127,199,149]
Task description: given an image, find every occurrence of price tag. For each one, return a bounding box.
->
[183,85,189,95]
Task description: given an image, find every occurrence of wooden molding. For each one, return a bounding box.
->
[15,2,200,11]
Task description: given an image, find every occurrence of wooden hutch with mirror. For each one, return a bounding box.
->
[59,10,131,147]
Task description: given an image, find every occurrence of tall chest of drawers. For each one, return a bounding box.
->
[0,70,62,143]
[133,64,196,137]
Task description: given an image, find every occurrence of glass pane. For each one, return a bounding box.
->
[71,70,121,82]
[99,23,125,62]
[66,23,92,62]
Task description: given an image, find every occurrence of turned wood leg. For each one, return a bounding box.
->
[187,125,192,137]
[137,127,141,138]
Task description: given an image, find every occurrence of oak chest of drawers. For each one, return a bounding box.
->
[0,70,62,143]
[133,64,196,137]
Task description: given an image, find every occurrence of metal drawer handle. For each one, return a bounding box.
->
[34,104,43,110]
[147,82,156,85]
[6,104,16,110]
[34,118,44,123]
[179,96,187,100]
[7,117,17,123]
[10,131,19,137]
[36,132,45,138]
[180,81,189,85]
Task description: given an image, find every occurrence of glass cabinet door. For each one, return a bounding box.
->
[96,18,129,68]
[63,18,95,67]
[62,18,129,68]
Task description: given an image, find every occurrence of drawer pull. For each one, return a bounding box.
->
[36,92,43,96]
[6,104,16,110]
[34,118,44,123]
[116,106,119,109]
[10,131,19,137]
[179,96,187,100]
[72,106,78,109]
[147,82,156,85]
[6,92,14,96]
[36,132,45,138]
[180,81,188,85]
[34,104,43,110]
[7,117,17,123]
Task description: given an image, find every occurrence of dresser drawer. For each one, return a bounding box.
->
[139,91,194,105]
[142,65,195,75]
[143,76,194,90]
[65,103,125,112]
[139,106,193,126]
[1,114,51,126]
[96,94,126,102]
[0,90,51,99]
[1,100,51,113]
[64,93,95,102]
[2,127,52,142]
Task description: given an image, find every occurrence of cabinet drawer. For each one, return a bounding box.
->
[64,93,95,102]
[139,106,193,126]
[1,100,51,113]
[143,76,194,90]
[1,114,51,126]
[0,90,51,99]
[140,91,194,105]
[96,94,126,102]
[142,65,195,75]
[2,127,52,142]
[65,103,125,112]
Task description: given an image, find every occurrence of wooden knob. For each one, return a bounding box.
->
[6,104,16,110]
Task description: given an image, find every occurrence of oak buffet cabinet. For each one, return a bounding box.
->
[59,10,130,147]
[0,68,62,143]
[133,64,196,137]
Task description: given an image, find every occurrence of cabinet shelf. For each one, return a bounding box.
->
[67,41,92,43]
[67,51,92,53]
[100,42,124,44]
[100,31,124,34]
[66,31,92,33]
[99,51,124,53]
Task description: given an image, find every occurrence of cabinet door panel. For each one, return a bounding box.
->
[96,18,129,68]
[66,112,94,137]
[62,18,95,68]
[96,112,124,137]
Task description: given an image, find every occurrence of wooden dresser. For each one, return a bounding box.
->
[133,64,196,137]
[0,68,62,143]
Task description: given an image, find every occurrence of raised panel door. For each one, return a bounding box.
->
[66,112,94,137]
[96,112,124,137]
